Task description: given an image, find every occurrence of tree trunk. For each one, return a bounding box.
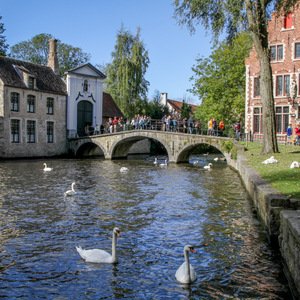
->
[245,0,279,154]
[259,52,279,154]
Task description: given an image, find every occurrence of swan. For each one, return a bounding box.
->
[76,227,120,263]
[64,182,77,196]
[159,159,168,167]
[204,163,212,170]
[290,161,300,169]
[43,163,53,171]
[262,156,278,164]
[175,245,197,283]
[154,157,158,165]
[120,167,129,172]
[214,157,219,161]
[203,152,209,156]
[193,161,199,166]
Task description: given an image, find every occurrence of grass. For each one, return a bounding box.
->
[240,142,300,198]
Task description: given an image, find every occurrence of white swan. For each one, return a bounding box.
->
[175,245,197,283]
[64,182,77,196]
[43,163,53,171]
[290,161,300,169]
[204,163,212,170]
[262,156,278,164]
[214,157,219,161]
[76,227,120,263]
[193,161,199,166]
[159,159,168,167]
[154,157,158,165]
[203,152,209,156]
[120,167,129,172]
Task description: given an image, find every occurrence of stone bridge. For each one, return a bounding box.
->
[68,130,237,163]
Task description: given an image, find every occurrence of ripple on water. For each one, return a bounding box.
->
[0,157,293,299]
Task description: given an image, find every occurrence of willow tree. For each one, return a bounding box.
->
[174,0,298,154]
[105,26,149,118]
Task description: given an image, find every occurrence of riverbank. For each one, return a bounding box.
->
[227,141,300,298]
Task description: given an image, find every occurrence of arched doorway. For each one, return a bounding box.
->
[77,100,93,136]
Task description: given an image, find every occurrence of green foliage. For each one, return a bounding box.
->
[10,33,91,76]
[105,25,149,118]
[220,140,234,153]
[0,16,9,56]
[181,100,192,119]
[191,32,252,128]
[144,90,170,119]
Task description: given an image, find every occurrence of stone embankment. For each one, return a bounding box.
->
[226,142,300,298]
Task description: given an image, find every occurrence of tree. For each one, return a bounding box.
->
[181,100,192,119]
[173,0,296,154]
[0,16,9,56]
[105,25,150,118]
[145,90,170,119]
[192,32,252,128]
[10,33,91,76]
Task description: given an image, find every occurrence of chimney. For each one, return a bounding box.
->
[160,92,168,106]
[47,39,60,75]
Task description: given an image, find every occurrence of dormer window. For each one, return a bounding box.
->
[83,80,88,92]
[28,76,35,89]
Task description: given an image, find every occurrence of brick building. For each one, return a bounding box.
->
[245,8,300,140]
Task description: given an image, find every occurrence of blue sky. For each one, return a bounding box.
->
[1,0,214,104]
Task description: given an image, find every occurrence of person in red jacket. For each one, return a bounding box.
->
[295,123,300,145]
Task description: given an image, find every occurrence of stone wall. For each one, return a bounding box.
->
[279,210,300,298]
[227,142,300,297]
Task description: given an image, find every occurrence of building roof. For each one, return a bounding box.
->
[67,63,106,79]
[168,99,197,112]
[103,92,124,118]
[0,56,66,94]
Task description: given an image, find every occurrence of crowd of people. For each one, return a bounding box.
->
[84,114,239,138]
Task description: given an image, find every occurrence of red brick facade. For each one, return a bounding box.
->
[245,8,300,139]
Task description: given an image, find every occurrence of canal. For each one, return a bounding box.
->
[0,156,293,299]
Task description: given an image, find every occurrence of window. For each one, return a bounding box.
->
[27,95,35,113]
[295,43,300,59]
[47,98,54,115]
[47,122,54,143]
[276,75,290,96]
[11,119,20,143]
[284,13,292,29]
[275,106,289,133]
[83,80,88,92]
[254,77,260,97]
[27,120,35,143]
[270,45,283,61]
[253,107,263,134]
[10,92,19,111]
[28,76,34,89]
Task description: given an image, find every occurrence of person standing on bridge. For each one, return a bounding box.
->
[188,115,194,134]
[219,120,224,137]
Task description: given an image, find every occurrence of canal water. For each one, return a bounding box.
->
[0,156,293,299]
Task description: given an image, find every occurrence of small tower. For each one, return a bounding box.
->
[47,39,60,75]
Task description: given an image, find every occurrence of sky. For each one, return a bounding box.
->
[1,0,214,104]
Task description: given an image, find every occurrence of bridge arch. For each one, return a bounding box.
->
[175,139,230,163]
[73,139,107,157]
[109,133,171,159]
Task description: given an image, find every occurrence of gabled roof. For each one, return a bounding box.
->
[0,56,66,94]
[66,63,106,79]
[168,99,197,112]
[103,92,124,118]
